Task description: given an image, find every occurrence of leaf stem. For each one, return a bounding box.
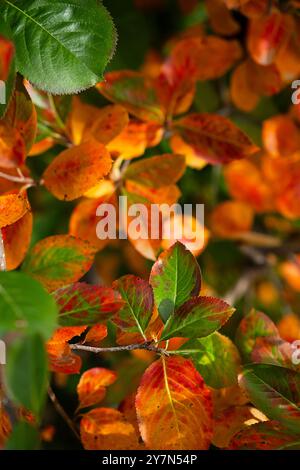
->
[0,171,36,186]
[48,386,81,442]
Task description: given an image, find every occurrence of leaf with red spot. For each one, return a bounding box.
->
[0,121,26,168]
[228,421,300,449]
[0,407,12,448]
[172,113,259,165]
[43,140,112,201]
[213,405,257,448]
[68,97,128,145]
[235,309,279,361]
[247,11,293,65]
[97,71,165,124]
[135,356,213,450]
[80,408,141,450]
[124,154,186,187]
[77,368,117,410]
[262,115,300,158]
[160,296,235,341]
[112,275,154,339]
[5,78,37,154]
[22,235,95,292]
[54,282,124,327]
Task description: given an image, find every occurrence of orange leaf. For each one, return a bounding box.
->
[173,113,259,164]
[5,79,37,154]
[77,368,117,410]
[2,210,33,270]
[170,36,242,82]
[97,71,165,124]
[205,0,240,36]
[0,35,14,81]
[29,137,55,157]
[84,324,108,346]
[43,140,112,201]
[0,121,26,169]
[277,313,300,343]
[0,190,30,228]
[247,11,293,65]
[170,134,207,170]
[80,408,140,450]
[135,356,213,450]
[230,59,282,112]
[240,0,269,18]
[0,407,12,448]
[224,159,272,212]
[69,194,116,251]
[262,115,300,158]
[213,405,258,448]
[22,235,95,292]
[68,97,128,145]
[107,120,163,160]
[47,326,86,374]
[210,201,254,238]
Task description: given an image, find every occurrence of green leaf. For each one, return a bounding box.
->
[178,332,241,389]
[239,364,300,434]
[124,154,186,187]
[3,0,116,94]
[235,309,279,361]
[0,271,57,338]
[54,282,124,326]
[22,235,95,292]
[5,334,49,417]
[0,19,15,117]
[150,241,201,322]
[112,275,153,339]
[6,422,40,450]
[160,296,235,341]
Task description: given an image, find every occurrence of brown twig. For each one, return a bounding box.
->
[70,341,168,356]
[48,386,81,442]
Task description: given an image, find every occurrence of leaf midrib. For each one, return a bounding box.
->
[4,0,97,78]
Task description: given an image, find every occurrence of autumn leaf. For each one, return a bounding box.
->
[239,364,300,433]
[228,421,300,450]
[160,296,235,341]
[43,140,112,201]
[80,408,140,450]
[69,193,116,251]
[0,121,26,169]
[84,324,108,346]
[172,113,259,164]
[112,275,154,339]
[262,115,300,158]
[0,190,30,228]
[150,241,201,322]
[47,326,86,374]
[135,356,213,450]
[54,282,124,326]
[205,0,240,36]
[0,407,12,448]
[2,210,32,270]
[213,405,259,448]
[22,235,95,291]
[97,71,165,124]
[235,309,279,361]
[77,368,117,410]
[124,154,186,187]
[247,11,293,65]
[0,34,14,82]
[210,200,254,239]
[179,332,241,389]
[68,97,128,145]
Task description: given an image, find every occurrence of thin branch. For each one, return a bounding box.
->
[48,386,81,442]
[224,267,266,305]
[70,341,168,355]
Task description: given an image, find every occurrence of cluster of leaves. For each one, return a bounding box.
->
[1,0,300,451]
